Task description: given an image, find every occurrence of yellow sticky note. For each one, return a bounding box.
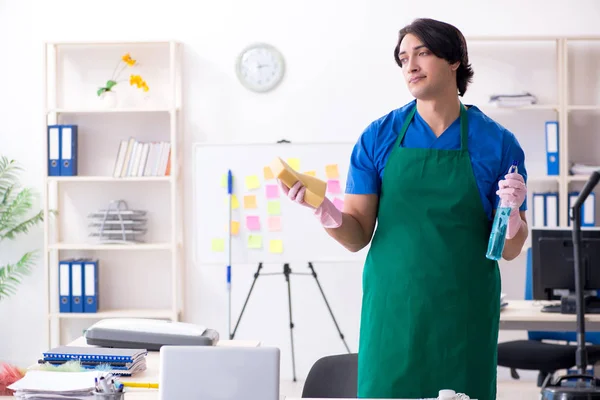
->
[247,234,262,249]
[245,175,260,190]
[286,158,300,171]
[269,239,283,254]
[263,166,274,180]
[325,164,339,179]
[267,200,281,215]
[211,238,225,252]
[225,195,239,209]
[227,221,240,235]
[244,195,257,209]
[304,170,316,177]
[220,174,227,188]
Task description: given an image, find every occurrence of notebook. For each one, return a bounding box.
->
[43,346,146,362]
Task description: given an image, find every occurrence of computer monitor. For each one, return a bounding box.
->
[531,227,600,313]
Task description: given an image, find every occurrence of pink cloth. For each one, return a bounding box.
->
[496,172,527,239]
[278,180,342,228]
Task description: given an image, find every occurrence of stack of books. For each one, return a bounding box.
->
[38,346,148,376]
[113,138,171,177]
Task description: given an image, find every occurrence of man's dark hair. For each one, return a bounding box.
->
[394,18,474,97]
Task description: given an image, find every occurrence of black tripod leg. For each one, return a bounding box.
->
[284,263,297,382]
[230,262,263,339]
[308,262,351,353]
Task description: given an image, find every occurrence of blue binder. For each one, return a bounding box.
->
[59,260,71,313]
[70,260,84,313]
[568,191,596,227]
[60,125,78,176]
[48,125,61,176]
[83,259,99,313]
[532,192,546,227]
[545,121,559,176]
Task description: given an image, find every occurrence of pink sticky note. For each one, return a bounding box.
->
[246,215,261,231]
[333,197,344,211]
[268,216,282,232]
[266,184,279,199]
[327,180,341,194]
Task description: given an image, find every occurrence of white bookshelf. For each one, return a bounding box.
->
[42,40,184,348]
[465,35,600,232]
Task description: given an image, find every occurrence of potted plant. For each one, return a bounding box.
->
[97,52,149,108]
[0,156,45,301]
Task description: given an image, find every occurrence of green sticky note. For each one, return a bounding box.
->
[247,234,262,249]
[267,200,281,215]
[211,238,225,252]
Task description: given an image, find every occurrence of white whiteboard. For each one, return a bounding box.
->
[193,142,370,265]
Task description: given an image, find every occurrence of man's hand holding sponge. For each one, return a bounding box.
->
[271,157,343,229]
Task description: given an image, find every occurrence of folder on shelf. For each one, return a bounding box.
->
[545,192,559,227]
[568,191,596,227]
[83,259,99,313]
[60,125,78,176]
[47,125,61,176]
[58,260,71,313]
[545,121,559,176]
[70,260,84,313]
[532,192,546,227]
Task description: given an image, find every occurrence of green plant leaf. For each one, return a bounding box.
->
[97,87,107,96]
[0,251,37,301]
[1,209,44,241]
[106,80,117,90]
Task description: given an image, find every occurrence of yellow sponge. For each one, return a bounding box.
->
[270,157,327,208]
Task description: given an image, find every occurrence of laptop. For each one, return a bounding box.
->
[159,345,280,400]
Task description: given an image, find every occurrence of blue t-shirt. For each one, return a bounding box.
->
[346,100,527,221]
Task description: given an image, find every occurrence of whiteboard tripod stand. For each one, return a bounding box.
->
[229,261,351,382]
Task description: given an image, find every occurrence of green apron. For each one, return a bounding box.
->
[357,103,501,400]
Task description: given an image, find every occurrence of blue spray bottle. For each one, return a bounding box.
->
[486,160,519,261]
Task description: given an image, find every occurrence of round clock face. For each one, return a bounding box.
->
[236,43,285,93]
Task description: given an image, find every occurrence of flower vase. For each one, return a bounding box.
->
[100,91,118,108]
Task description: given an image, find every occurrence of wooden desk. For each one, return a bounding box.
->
[500,300,600,331]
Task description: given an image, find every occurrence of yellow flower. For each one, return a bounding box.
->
[122,53,136,66]
[130,74,142,86]
[141,82,149,92]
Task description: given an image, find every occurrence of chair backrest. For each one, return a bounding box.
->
[525,247,600,343]
[302,353,358,398]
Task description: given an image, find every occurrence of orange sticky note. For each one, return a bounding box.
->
[244,195,257,209]
[229,221,240,235]
[325,164,339,179]
[264,166,274,180]
[304,170,316,177]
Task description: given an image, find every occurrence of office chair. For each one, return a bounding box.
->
[302,353,358,398]
[497,248,600,386]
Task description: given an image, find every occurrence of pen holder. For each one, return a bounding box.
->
[93,391,125,400]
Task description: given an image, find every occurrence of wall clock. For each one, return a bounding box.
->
[235,43,285,93]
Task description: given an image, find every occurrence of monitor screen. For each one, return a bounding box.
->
[531,228,600,301]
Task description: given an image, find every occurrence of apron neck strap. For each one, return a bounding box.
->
[395,101,470,151]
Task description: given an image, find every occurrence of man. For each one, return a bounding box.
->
[279,18,528,400]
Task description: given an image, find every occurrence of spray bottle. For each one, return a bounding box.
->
[486,160,519,261]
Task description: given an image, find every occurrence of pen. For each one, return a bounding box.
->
[121,381,159,389]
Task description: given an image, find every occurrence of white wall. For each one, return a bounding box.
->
[1,0,600,383]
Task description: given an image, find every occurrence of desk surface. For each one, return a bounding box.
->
[500,299,600,331]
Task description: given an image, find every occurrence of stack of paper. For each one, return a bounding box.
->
[570,163,600,176]
[489,92,537,107]
[8,370,97,399]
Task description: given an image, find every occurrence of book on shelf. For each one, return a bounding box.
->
[113,137,171,178]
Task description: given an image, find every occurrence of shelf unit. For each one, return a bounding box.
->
[42,41,184,348]
[465,35,600,230]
